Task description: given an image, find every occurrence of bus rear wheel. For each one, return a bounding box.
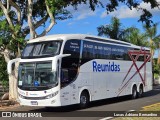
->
[79,91,89,109]
[132,86,137,99]
[138,85,143,98]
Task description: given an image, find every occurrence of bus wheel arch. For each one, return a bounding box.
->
[131,84,137,99]
[138,84,144,98]
[79,89,90,108]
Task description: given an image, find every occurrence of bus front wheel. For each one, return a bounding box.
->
[79,91,89,108]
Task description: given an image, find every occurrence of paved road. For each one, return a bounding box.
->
[1,85,160,120]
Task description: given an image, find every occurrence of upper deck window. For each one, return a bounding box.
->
[22,40,62,58]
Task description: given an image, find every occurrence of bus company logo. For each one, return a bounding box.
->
[30,93,38,96]
[92,61,120,72]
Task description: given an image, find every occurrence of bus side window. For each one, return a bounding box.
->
[111,46,126,60]
[123,47,130,60]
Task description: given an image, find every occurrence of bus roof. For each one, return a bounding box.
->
[27,34,150,50]
[27,34,87,43]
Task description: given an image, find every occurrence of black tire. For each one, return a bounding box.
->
[138,86,143,98]
[79,91,89,109]
[132,86,137,99]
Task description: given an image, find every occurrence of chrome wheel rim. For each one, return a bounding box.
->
[81,96,87,104]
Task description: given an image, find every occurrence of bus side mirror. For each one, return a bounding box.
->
[7,58,20,74]
[52,54,71,71]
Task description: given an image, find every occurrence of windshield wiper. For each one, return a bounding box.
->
[29,87,38,90]
[47,83,58,88]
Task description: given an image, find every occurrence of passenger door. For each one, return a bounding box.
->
[60,39,81,105]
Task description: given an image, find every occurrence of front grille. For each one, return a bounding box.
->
[23,96,46,100]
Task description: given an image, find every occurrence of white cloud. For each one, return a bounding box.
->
[66,2,99,20]
[67,22,75,26]
[83,22,90,25]
[76,10,96,20]
[65,0,111,20]
[101,1,160,19]
[109,6,142,18]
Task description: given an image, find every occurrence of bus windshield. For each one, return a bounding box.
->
[18,61,58,90]
[22,40,62,58]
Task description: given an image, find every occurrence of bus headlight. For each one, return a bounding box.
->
[45,91,58,99]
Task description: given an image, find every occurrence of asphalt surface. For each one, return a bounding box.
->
[1,85,160,120]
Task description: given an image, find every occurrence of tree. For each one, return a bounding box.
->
[143,23,160,58]
[158,39,160,64]
[153,58,160,77]
[152,34,160,66]
[103,0,159,26]
[0,0,72,100]
[142,23,160,85]
[97,17,128,41]
[0,56,9,92]
[64,0,159,26]
[123,27,149,46]
[97,17,148,46]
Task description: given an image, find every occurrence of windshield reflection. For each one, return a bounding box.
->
[22,41,62,58]
[18,61,58,90]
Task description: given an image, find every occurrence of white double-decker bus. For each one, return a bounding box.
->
[8,34,152,108]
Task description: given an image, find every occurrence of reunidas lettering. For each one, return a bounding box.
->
[92,61,120,72]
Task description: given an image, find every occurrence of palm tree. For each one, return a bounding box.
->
[123,27,149,46]
[153,35,160,64]
[143,23,160,85]
[143,23,160,58]
[157,35,160,64]
[97,17,149,46]
[157,42,160,64]
[97,17,126,40]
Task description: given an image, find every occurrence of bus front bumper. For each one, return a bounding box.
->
[18,97,61,107]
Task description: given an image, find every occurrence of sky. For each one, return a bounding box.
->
[39,0,160,57]
[47,0,160,35]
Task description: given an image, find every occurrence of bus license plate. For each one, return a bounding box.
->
[31,101,38,105]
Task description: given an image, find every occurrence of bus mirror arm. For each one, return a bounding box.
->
[52,54,71,71]
[56,54,71,58]
[7,58,20,74]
